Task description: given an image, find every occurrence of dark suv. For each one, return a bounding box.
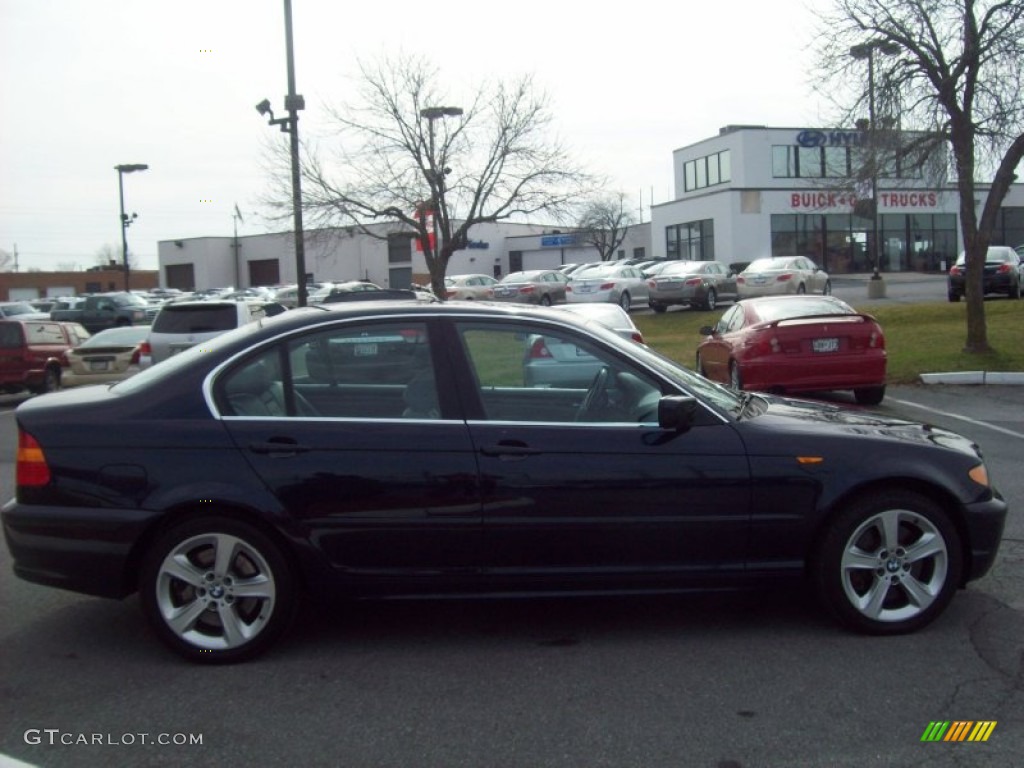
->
[0,320,90,394]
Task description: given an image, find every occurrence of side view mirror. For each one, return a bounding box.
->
[658,395,698,433]
[698,325,715,336]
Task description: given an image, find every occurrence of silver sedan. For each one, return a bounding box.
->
[737,256,831,298]
[566,263,652,312]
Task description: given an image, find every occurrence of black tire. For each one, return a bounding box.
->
[729,360,743,391]
[854,386,886,406]
[139,516,297,663]
[1010,280,1021,300]
[796,283,807,295]
[812,490,962,635]
[702,288,717,312]
[695,353,707,378]
[651,302,667,314]
[619,292,631,312]
[539,295,552,307]
[33,366,60,395]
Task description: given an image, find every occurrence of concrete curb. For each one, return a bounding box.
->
[920,371,1024,385]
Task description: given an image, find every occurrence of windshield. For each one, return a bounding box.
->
[1,303,37,317]
[575,265,619,278]
[501,271,543,283]
[661,262,704,276]
[745,258,786,272]
[754,297,855,322]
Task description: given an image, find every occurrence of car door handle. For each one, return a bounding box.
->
[249,438,311,456]
[480,441,541,458]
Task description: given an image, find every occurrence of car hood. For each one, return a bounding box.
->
[744,395,982,459]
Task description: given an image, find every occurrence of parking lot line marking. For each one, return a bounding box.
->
[888,397,1024,440]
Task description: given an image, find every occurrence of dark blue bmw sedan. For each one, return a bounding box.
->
[2,301,1007,662]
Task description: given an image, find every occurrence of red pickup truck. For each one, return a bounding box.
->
[0,319,90,394]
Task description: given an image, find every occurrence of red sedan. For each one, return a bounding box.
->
[696,295,887,404]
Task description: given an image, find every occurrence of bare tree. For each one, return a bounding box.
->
[277,54,594,299]
[577,193,636,262]
[814,0,1024,353]
[95,243,136,270]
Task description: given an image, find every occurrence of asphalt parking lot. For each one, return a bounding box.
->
[0,377,1021,768]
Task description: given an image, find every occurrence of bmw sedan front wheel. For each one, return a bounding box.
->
[140,517,297,663]
[813,491,962,635]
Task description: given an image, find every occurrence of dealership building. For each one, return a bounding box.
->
[650,124,1024,274]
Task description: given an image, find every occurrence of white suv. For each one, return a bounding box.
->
[147,301,274,364]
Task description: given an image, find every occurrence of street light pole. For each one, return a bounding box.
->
[115,163,149,291]
[418,106,462,279]
[851,40,899,287]
[256,0,307,306]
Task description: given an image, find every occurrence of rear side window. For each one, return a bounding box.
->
[24,323,69,344]
[153,305,238,333]
[0,323,24,347]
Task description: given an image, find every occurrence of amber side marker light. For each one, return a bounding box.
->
[968,465,989,487]
[797,456,824,465]
[16,429,51,487]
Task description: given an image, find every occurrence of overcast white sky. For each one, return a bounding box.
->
[1,0,832,272]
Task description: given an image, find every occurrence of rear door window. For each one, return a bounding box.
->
[153,305,238,333]
[24,322,69,345]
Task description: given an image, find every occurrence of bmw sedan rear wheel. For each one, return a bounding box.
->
[140,517,297,663]
[813,491,962,635]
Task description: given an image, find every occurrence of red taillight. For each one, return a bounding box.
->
[631,331,645,344]
[565,285,574,293]
[684,277,702,286]
[736,276,746,284]
[776,273,794,282]
[17,429,51,487]
[519,285,536,294]
[528,338,552,359]
[996,264,1012,274]
[599,282,615,291]
[130,349,141,365]
[949,265,963,276]
[446,290,458,299]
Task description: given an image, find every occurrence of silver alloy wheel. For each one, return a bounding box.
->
[839,508,948,623]
[155,532,277,651]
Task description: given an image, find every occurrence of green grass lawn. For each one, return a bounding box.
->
[634,299,1024,384]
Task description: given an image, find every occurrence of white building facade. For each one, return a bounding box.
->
[651,125,1024,273]
[157,220,651,291]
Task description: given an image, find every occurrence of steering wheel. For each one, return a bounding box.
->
[577,366,611,420]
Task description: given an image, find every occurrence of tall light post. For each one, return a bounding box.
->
[256,0,307,306]
[115,163,149,291]
[419,106,462,272]
[851,40,900,288]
